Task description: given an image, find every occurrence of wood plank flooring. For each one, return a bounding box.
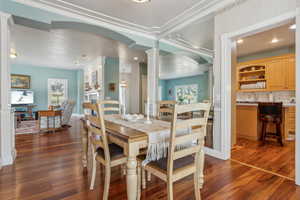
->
[0,117,299,200]
[232,138,295,180]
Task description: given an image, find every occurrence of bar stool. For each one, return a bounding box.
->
[258,102,283,146]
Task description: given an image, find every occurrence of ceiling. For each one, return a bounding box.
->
[166,17,215,52]
[160,54,210,80]
[237,21,296,57]
[11,24,146,69]
[40,0,204,28]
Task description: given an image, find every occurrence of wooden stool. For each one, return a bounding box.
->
[258,102,283,146]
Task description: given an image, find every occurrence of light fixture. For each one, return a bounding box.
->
[133,57,139,61]
[271,38,279,44]
[131,0,150,3]
[237,39,244,44]
[192,45,200,49]
[10,49,18,59]
[289,24,296,30]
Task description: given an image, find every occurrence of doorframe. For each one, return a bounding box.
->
[220,10,299,184]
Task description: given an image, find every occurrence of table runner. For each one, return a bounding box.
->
[105,115,192,165]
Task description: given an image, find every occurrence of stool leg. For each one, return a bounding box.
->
[261,122,266,145]
[276,123,283,146]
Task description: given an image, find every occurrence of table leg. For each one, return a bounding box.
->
[127,143,139,200]
[80,119,88,168]
[198,139,205,189]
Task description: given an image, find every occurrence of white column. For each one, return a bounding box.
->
[146,43,159,117]
[0,12,14,168]
[208,66,213,101]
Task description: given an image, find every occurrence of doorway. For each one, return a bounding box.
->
[221,12,299,184]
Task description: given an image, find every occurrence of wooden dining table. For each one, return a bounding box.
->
[80,116,205,200]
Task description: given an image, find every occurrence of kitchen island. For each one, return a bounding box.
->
[236,103,295,141]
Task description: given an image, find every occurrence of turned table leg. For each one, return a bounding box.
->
[80,118,88,168]
[198,139,205,189]
[127,143,139,200]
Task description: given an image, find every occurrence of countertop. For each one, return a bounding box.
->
[236,102,295,107]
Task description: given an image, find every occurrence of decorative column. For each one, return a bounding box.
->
[0,12,14,168]
[145,42,160,117]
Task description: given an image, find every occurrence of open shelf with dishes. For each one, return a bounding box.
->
[237,65,266,91]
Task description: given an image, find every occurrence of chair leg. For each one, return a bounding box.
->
[167,180,173,200]
[103,165,111,200]
[137,162,141,200]
[142,168,146,189]
[276,123,284,146]
[147,172,151,181]
[121,164,126,176]
[90,153,97,190]
[261,122,266,145]
[194,172,201,200]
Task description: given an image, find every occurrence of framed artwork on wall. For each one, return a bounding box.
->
[11,74,30,89]
[48,79,68,106]
[175,84,198,104]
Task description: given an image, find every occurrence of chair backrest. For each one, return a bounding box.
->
[61,100,75,125]
[82,102,111,164]
[157,100,176,120]
[99,100,121,115]
[258,102,283,120]
[167,103,211,176]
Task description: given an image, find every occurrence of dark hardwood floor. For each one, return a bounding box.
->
[232,138,295,180]
[0,117,299,200]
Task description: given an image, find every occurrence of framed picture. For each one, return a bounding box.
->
[175,84,198,104]
[91,70,98,86]
[11,74,30,89]
[48,79,68,106]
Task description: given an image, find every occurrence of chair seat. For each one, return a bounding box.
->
[96,143,124,160]
[138,154,194,172]
[260,115,281,123]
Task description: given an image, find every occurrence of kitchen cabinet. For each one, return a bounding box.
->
[287,57,295,90]
[236,104,295,142]
[237,54,295,92]
[236,105,259,140]
[266,59,288,90]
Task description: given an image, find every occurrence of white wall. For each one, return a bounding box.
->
[213,0,296,150]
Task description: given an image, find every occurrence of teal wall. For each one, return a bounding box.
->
[11,64,82,114]
[238,46,295,63]
[104,57,119,101]
[159,73,209,102]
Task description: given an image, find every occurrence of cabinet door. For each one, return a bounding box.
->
[287,57,295,90]
[267,60,288,90]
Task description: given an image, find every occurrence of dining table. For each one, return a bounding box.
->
[80,115,205,200]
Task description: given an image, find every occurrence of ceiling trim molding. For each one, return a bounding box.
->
[13,0,157,40]
[13,0,237,38]
[160,39,213,59]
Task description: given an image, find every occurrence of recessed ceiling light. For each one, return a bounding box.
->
[237,39,244,44]
[192,45,200,49]
[271,38,279,44]
[289,24,296,30]
[133,57,139,61]
[10,49,17,59]
[131,0,150,3]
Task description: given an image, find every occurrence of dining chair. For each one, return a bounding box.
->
[99,100,121,115]
[83,103,127,200]
[157,100,176,121]
[138,102,211,200]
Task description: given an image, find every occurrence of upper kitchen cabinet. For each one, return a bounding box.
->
[237,54,295,92]
[287,57,295,90]
[266,59,288,90]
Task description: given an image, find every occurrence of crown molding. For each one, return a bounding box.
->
[13,0,158,40]
[12,0,240,55]
[160,39,213,58]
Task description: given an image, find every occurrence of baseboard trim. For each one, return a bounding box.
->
[204,147,227,160]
